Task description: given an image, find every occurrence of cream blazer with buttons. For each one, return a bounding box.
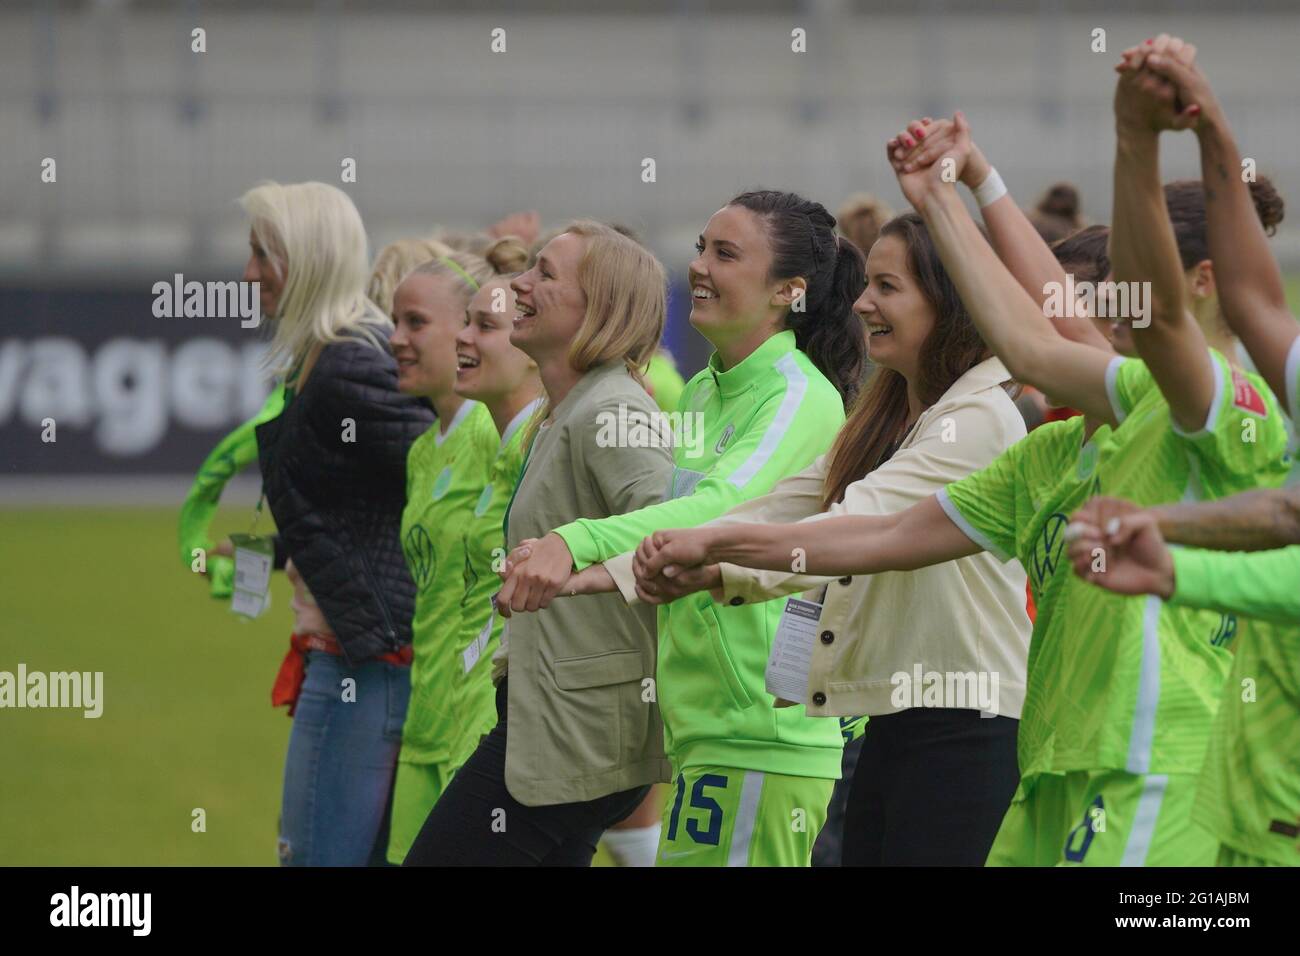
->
[709,356,1031,720]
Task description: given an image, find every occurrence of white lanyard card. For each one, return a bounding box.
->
[230,533,273,619]
[764,597,822,704]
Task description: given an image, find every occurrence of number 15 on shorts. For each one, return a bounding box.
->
[664,772,728,851]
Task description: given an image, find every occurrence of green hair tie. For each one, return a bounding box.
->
[440,256,481,292]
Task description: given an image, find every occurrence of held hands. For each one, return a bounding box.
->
[1114,34,1201,134]
[1065,496,1175,599]
[1129,39,1221,134]
[494,532,575,618]
[631,529,722,605]
[889,114,990,188]
[635,562,723,606]
[886,111,978,213]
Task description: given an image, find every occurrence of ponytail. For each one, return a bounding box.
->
[795,236,867,406]
[1165,175,1286,269]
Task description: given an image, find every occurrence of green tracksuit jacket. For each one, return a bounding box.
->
[554,330,847,779]
[177,385,287,597]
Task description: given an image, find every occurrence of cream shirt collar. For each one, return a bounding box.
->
[944,355,1012,398]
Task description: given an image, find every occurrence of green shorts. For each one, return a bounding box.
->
[1216,843,1287,867]
[655,765,834,867]
[986,770,1217,867]
[386,760,453,865]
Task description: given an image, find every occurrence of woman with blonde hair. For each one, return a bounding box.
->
[367,235,457,316]
[404,220,675,866]
[218,180,435,866]
[495,190,868,867]
[384,238,538,863]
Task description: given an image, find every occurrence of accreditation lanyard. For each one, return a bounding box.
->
[230,496,273,618]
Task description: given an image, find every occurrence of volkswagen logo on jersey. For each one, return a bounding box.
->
[404,524,435,590]
[1032,513,1069,588]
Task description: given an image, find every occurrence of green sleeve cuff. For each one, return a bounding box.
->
[1169,547,1211,608]
[208,556,235,599]
[553,522,600,572]
[1170,545,1300,625]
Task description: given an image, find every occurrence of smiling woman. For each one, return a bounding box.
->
[223,180,436,867]
[490,191,869,868]
[383,239,537,864]
[403,220,674,867]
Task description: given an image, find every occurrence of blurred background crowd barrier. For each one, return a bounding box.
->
[4,0,1300,489]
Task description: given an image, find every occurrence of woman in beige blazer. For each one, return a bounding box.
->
[629,125,1108,864]
[404,221,676,866]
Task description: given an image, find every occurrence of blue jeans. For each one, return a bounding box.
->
[278,650,411,866]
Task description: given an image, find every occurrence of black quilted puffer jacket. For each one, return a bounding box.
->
[256,332,434,665]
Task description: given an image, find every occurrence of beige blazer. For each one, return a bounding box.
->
[712,357,1031,719]
[495,361,675,806]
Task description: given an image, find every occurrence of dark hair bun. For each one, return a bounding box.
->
[1248,176,1285,235]
[1037,182,1081,222]
[483,236,530,274]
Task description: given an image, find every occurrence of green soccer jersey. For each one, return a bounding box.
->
[647,350,687,415]
[553,330,847,780]
[448,397,542,768]
[399,401,497,765]
[1190,333,1300,865]
[940,350,1289,782]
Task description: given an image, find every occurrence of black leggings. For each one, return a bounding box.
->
[403,679,650,866]
[842,708,1019,866]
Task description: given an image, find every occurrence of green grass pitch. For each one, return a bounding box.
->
[6,282,1300,864]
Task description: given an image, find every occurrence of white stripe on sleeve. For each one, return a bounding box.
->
[727,353,807,489]
[936,487,1012,563]
[1104,356,1128,425]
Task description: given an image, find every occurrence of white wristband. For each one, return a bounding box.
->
[971,167,1008,208]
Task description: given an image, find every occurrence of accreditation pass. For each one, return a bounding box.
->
[230,533,273,619]
[764,597,821,704]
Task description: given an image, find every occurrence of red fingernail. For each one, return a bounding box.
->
[1145,38,1153,44]
[903,136,914,147]
[1188,104,1201,114]
[915,128,926,139]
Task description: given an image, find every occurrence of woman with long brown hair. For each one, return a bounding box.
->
[637,208,1032,866]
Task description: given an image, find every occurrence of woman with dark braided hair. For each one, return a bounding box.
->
[497,189,866,865]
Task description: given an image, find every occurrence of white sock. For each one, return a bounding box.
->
[601,824,662,867]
